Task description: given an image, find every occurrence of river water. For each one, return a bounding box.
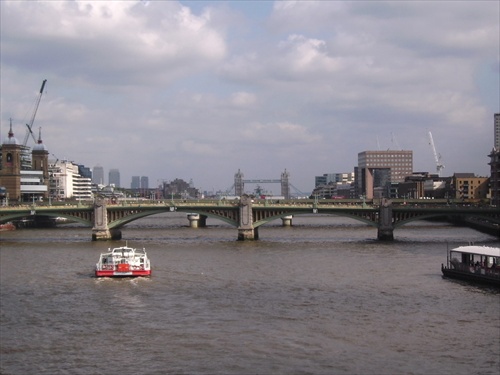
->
[1,213,499,375]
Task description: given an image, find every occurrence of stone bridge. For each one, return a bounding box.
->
[0,196,499,241]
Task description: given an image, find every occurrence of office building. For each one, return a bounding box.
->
[92,165,104,185]
[131,176,140,189]
[357,150,413,199]
[315,172,354,187]
[108,168,120,187]
[49,160,92,200]
[131,176,149,190]
[489,113,500,206]
[140,176,149,190]
[495,113,500,151]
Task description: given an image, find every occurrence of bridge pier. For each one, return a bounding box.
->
[281,215,293,226]
[187,214,207,228]
[187,213,200,228]
[237,194,257,240]
[92,228,122,241]
[92,197,122,241]
[377,199,394,241]
[238,226,259,240]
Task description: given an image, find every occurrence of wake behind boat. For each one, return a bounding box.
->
[441,245,500,287]
[95,244,151,278]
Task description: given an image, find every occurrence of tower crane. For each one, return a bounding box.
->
[427,131,444,176]
[23,79,47,146]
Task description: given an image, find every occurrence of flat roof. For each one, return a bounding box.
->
[451,246,500,257]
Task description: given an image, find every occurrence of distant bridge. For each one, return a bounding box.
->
[1,197,498,241]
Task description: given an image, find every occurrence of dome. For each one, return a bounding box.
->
[33,142,48,151]
[3,120,19,145]
[3,136,20,145]
[32,127,47,151]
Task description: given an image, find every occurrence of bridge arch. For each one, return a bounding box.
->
[252,211,379,228]
[392,212,500,228]
[0,211,93,227]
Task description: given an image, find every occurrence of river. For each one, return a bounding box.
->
[1,213,499,375]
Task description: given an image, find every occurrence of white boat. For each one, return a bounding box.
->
[95,244,151,277]
[441,245,500,287]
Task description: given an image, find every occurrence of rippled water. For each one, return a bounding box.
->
[1,213,499,375]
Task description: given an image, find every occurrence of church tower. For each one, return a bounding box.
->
[0,120,22,201]
[32,127,50,199]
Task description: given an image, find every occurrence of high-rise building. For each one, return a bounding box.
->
[357,150,413,199]
[92,165,104,185]
[108,168,120,187]
[494,113,500,151]
[140,176,149,190]
[489,113,500,206]
[131,176,140,189]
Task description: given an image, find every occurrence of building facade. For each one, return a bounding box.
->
[494,113,500,152]
[92,165,104,185]
[131,176,140,189]
[489,149,499,206]
[108,168,120,187]
[315,172,355,187]
[49,160,92,201]
[0,124,49,202]
[357,150,413,199]
[452,173,489,201]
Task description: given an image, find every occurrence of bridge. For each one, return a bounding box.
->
[1,196,499,241]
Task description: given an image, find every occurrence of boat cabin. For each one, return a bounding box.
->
[442,245,500,286]
[449,246,500,272]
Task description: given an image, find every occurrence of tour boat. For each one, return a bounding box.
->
[441,245,500,287]
[95,244,151,277]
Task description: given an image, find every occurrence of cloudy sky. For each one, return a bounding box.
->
[1,1,499,195]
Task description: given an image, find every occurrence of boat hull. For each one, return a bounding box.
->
[95,269,151,278]
[95,245,151,278]
[441,265,500,287]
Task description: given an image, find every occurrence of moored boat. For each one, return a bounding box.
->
[0,222,16,231]
[95,244,151,277]
[441,245,500,287]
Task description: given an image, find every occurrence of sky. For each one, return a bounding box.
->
[1,0,499,195]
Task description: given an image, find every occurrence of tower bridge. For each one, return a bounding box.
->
[232,169,291,198]
[1,197,498,241]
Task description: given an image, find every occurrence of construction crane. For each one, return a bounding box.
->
[23,79,47,146]
[428,131,444,176]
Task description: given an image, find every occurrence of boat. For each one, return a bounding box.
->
[95,244,151,277]
[441,245,500,287]
[0,222,16,231]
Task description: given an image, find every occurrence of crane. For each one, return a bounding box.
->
[23,79,47,146]
[427,131,444,176]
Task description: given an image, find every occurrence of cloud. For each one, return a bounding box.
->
[1,0,498,193]
[1,1,227,86]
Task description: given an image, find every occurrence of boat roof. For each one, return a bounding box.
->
[451,246,500,257]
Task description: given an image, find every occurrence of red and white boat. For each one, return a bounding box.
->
[0,222,16,231]
[95,244,151,277]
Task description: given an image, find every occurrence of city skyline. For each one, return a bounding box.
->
[1,1,498,193]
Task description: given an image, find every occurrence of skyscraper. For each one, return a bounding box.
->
[494,113,499,151]
[92,165,104,185]
[489,113,500,206]
[131,176,140,189]
[108,168,120,187]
